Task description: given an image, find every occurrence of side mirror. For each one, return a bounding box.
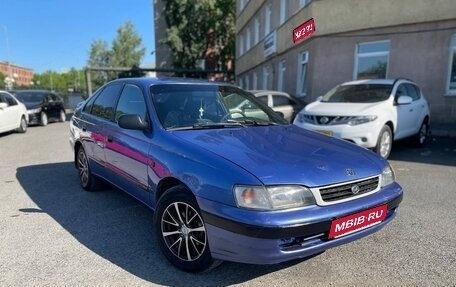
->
[118,114,148,131]
[397,95,413,105]
[0,102,8,109]
[316,96,323,102]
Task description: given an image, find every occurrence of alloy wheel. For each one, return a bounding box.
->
[161,202,207,262]
[379,130,391,158]
[77,149,89,187]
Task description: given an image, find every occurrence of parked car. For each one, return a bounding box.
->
[14,90,66,126]
[293,79,431,159]
[70,77,403,272]
[0,90,28,134]
[250,90,306,122]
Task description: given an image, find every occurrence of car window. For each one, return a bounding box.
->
[91,83,123,120]
[405,84,420,101]
[322,84,393,103]
[272,95,293,107]
[115,84,148,123]
[395,84,409,100]
[0,93,18,106]
[257,95,268,105]
[15,91,45,103]
[150,84,286,130]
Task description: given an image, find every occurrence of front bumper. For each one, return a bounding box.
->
[293,120,383,149]
[27,111,41,125]
[199,182,402,264]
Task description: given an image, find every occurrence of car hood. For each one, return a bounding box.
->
[303,101,385,116]
[23,102,43,110]
[171,125,385,187]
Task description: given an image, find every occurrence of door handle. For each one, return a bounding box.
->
[107,135,113,142]
[409,109,414,112]
[82,127,87,132]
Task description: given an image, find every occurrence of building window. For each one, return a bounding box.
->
[447,34,456,94]
[299,0,311,8]
[245,75,250,90]
[254,17,260,45]
[253,71,258,90]
[355,40,390,80]
[264,4,271,37]
[278,60,286,91]
[280,0,287,25]
[297,52,309,96]
[263,66,269,90]
[238,77,243,89]
[239,34,244,56]
[246,27,251,51]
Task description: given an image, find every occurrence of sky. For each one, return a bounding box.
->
[0,0,156,73]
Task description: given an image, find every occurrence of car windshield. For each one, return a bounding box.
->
[150,84,287,130]
[321,84,393,103]
[14,91,45,103]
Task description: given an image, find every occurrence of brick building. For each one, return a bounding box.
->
[0,61,34,89]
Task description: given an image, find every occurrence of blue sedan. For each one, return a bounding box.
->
[69,77,403,272]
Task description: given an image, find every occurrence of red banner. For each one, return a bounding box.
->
[293,18,315,43]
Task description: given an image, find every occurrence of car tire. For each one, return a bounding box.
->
[76,146,101,191]
[60,110,66,122]
[375,125,393,159]
[414,120,428,147]
[40,112,48,126]
[154,185,221,273]
[17,116,27,133]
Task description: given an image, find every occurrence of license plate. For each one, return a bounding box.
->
[328,204,387,239]
[317,130,332,136]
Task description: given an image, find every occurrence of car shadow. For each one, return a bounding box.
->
[389,136,456,167]
[16,162,311,286]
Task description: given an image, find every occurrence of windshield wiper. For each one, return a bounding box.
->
[226,119,280,126]
[192,122,245,129]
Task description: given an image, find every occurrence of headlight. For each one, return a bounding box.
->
[348,115,377,125]
[233,185,316,210]
[381,164,395,187]
[27,107,42,114]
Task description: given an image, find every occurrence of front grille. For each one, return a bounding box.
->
[304,115,351,125]
[319,176,379,202]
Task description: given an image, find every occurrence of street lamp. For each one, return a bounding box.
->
[0,24,13,90]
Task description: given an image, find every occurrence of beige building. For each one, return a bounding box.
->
[236,0,456,125]
[0,61,33,89]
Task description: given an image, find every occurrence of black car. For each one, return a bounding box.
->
[14,90,66,126]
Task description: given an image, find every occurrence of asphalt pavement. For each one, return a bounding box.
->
[0,122,455,286]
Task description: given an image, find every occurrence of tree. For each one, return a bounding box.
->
[111,21,146,68]
[86,21,146,87]
[0,73,5,89]
[163,0,235,77]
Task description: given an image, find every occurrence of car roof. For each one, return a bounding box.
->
[249,90,290,96]
[341,78,414,86]
[13,89,57,94]
[111,77,234,87]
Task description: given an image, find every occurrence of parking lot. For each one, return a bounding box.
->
[0,121,455,287]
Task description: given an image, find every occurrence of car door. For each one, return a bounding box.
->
[0,92,18,132]
[394,83,422,139]
[272,94,294,121]
[104,84,151,205]
[80,83,123,175]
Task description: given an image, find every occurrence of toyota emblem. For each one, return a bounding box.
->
[351,185,360,195]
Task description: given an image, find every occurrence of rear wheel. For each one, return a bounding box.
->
[154,185,220,273]
[40,112,48,126]
[17,116,27,133]
[375,125,392,159]
[76,147,101,191]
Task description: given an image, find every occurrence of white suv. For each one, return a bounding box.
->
[293,79,430,159]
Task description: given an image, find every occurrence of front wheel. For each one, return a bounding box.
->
[154,186,220,273]
[17,116,27,133]
[375,125,393,159]
[413,121,428,147]
[40,112,48,126]
[60,110,66,122]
